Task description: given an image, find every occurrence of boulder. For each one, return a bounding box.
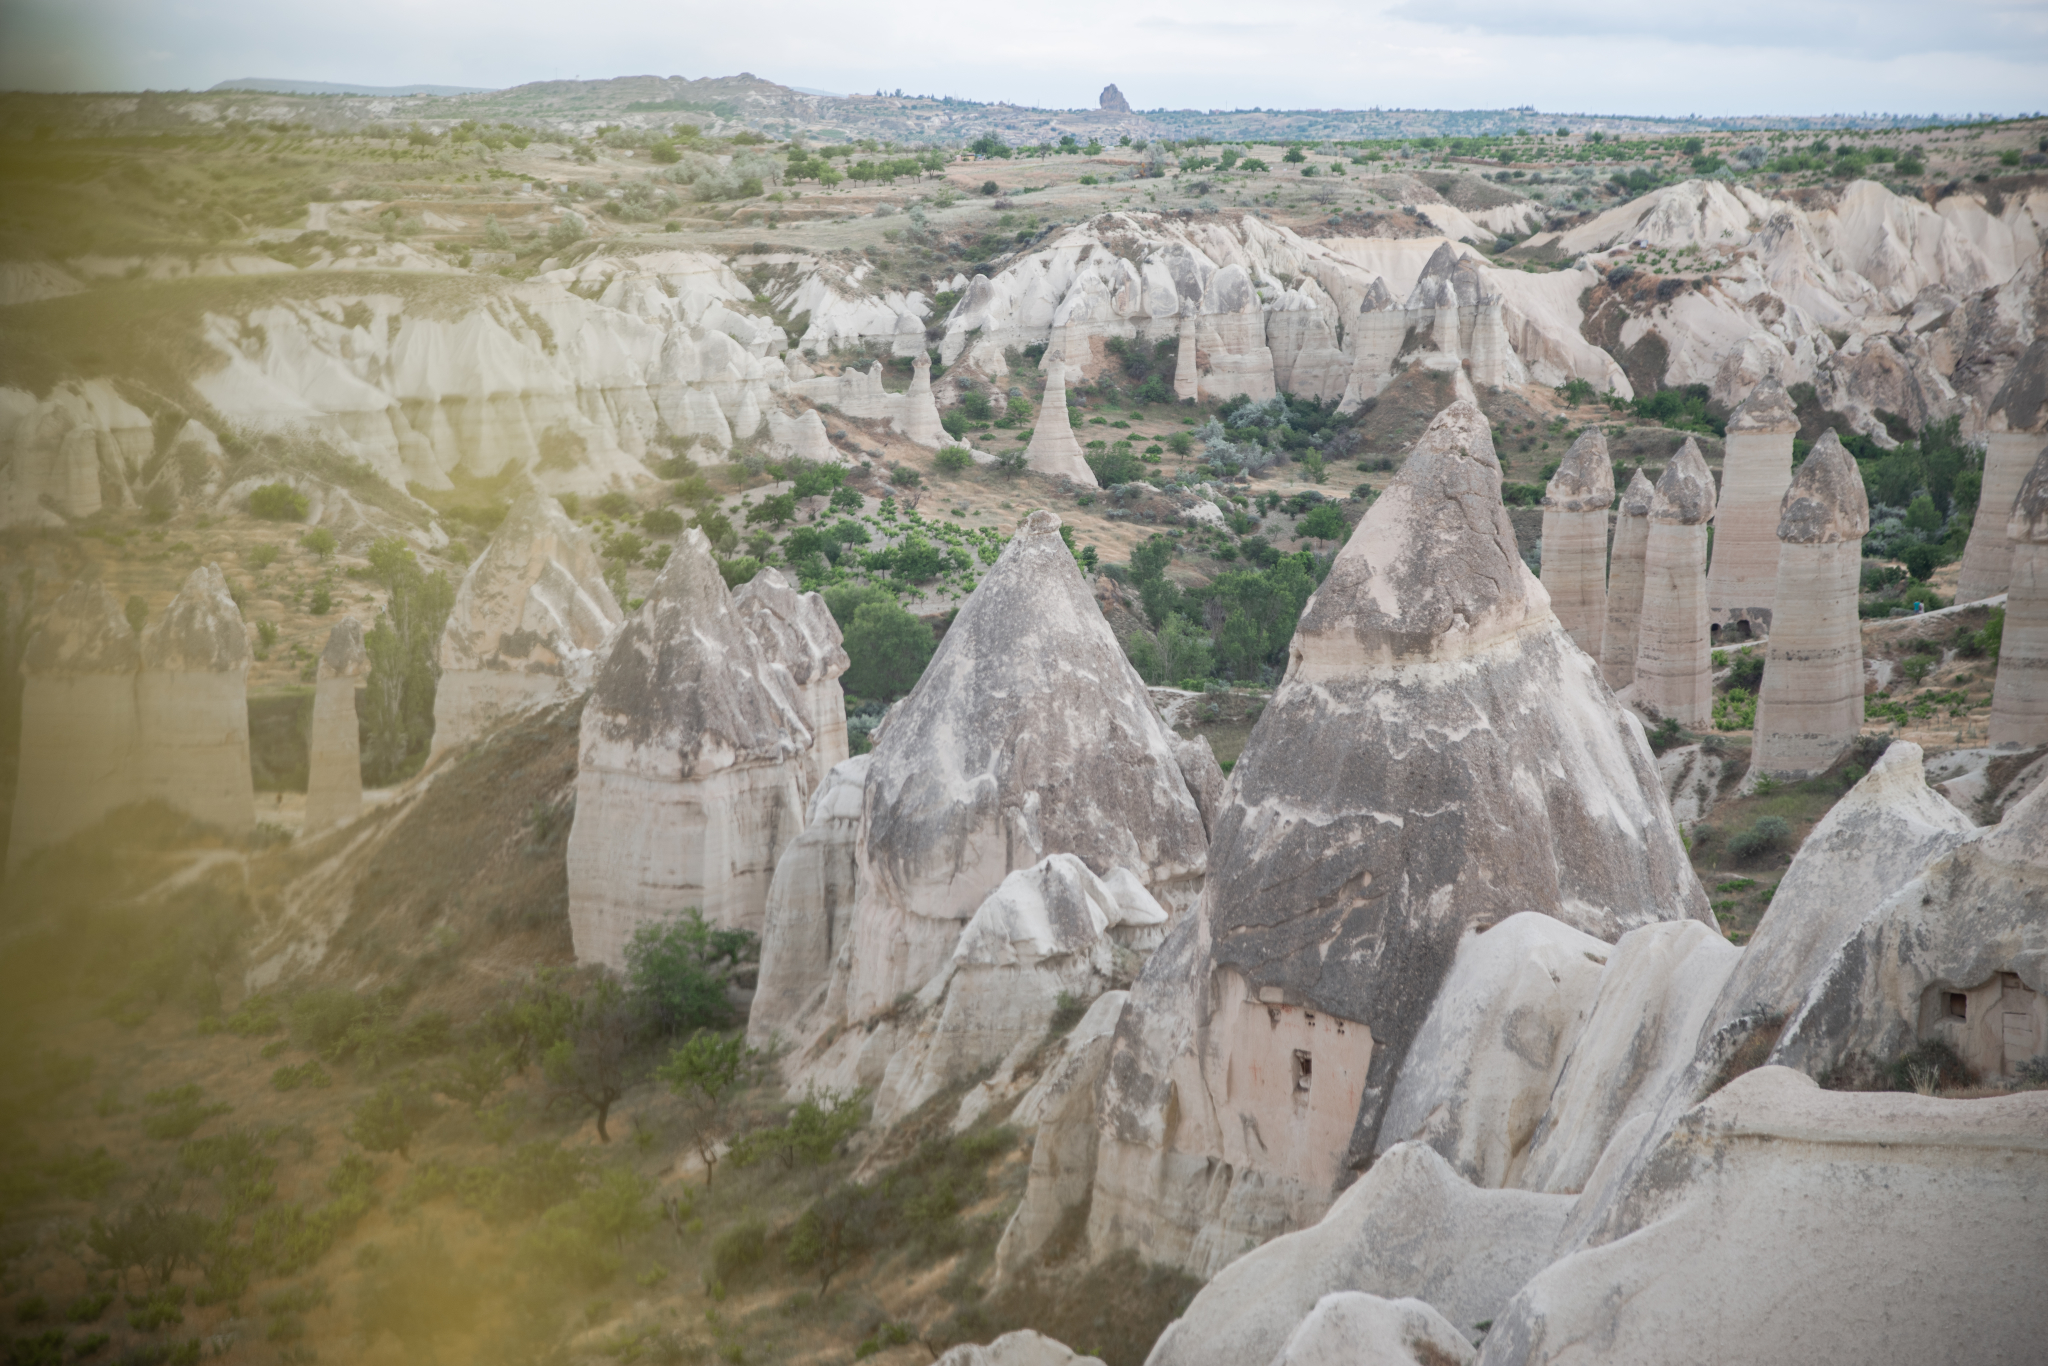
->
[1632,438,1716,726]
[746,753,871,1051]
[7,582,140,869]
[1988,444,2048,747]
[565,530,816,965]
[1537,427,1613,656]
[1145,1143,1574,1364]
[1023,361,1096,485]
[934,1331,1102,1366]
[1477,1068,2048,1366]
[1750,429,1870,777]
[431,490,622,756]
[135,565,253,837]
[1086,401,1709,1277]
[1597,469,1654,690]
[1705,376,1799,631]
[1266,1294,1477,1366]
[304,618,369,833]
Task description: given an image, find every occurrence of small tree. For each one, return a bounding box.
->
[841,601,935,701]
[542,980,643,1142]
[746,492,798,528]
[577,1167,657,1253]
[732,1088,866,1182]
[348,1078,437,1160]
[785,1183,872,1295]
[657,1031,756,1187]
[248,482,309,521]
[548,211,587,251]
[1297,502,1347,546]
[483,215,511,248]
[624,910,755,1035]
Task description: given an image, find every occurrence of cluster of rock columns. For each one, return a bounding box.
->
[1989,446,2048,748]
[1600,469,1656,691]
[1633,440,1717,726]
[1539,427,1614,656]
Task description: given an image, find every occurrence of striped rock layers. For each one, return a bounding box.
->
[8,583,140,871]
[304,618,369,834]
[1539,427,1614,656]
[1634,440,1718,727]
[1989,445,2048,747]
[1599,469,1656,691]
[1023,360,1097,486]
[1751,431,1871,778]
[1707,377,1799,632]
[1957,347,2048,604]
[134,565,254,837]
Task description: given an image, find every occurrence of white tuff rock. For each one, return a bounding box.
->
[304,618,369,834]
[1632,438,1717,726]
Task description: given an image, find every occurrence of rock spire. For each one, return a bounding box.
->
[1098,84,1131,113]
[304,618,370,834]
[1956,349,2048,603]
[1023,360,1096,485]
[1989,444,2048,747]
[1599,468,1655,690]
[1706,377,1799,631]
[1633,439,1717,726]
[135,565,254,836]
[1750,431,1870,777]
[1538,426,1614,655]
[898,351,947,448]
[8,582,140,870]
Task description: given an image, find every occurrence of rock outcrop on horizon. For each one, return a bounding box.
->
[1598,468,1654,690]
[8,583,141,870]
[1072,401,1709,1277]
[431,490,623,758]
[1022,361,1095,485]
[564,531,830,966]
[134,565,254,838]
[1989,444,2048,746]
[1631,438,1716,726]
[1537,427,1613,655]
[1705,377,1798,632]
[304,618,369,834]
[1750,431,1870,777]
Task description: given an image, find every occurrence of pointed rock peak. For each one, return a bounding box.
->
[1978,774,2048,870]
[1728,375,1800,434]
[1099,83,1131,113]
[1544,427,1615,512]
[1988,335,2047,433]
[646,526,733,612]
[1418,241,1462,280]
[1620,467,1657,517]
[2007,444,2048,545]
[1296,399,1542,672]
[23,582,138,677]
[1651,437,1716,525]
[733,567,847,685]
[318,617,369,680]
[1360,277,1397,312]
[1779,429,1871,544]
[142,565,249,672]
[911,351,932,379]
[1016,508,1063,541]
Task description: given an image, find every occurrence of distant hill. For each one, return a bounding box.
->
[210,78,495,97]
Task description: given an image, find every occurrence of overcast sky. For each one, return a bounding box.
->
[4,0,2044,118]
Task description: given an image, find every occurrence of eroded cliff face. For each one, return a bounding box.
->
[1080,401,1709,1279]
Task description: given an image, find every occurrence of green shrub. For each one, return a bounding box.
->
[640,507,684,537]
[1887,1039,1973,1093]
[1899,652,1937,684]
[1727,816,1792,860]
[1713,688,1756,731]
[140,1084,231,1141]
[248,483,309,521]
[842,600,936,701]
[717,556,762,589]
[625,909,757,1035]
[246,544,280,571]
[707,1220,769,1289]
[935,446,973,473]
[270,1061,331,1092]
[347,1079,437,1159]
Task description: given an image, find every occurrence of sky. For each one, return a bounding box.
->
[3,0,2045,118]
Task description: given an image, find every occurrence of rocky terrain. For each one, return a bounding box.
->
[2,78,2047,1366]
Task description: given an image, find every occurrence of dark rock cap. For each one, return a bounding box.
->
[1619,467,1656,518]
[23,582,140,677]
[1650,438,1716,526]
[1543,427,1615,513]
[317,617,370,681]
[141,565,250,673]
[1778,430,1872,544]
[2008,444,2048,546]
[1727,376,1800,435]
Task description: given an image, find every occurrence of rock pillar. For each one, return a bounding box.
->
[135,565,254,836]
[1989,446,2048,748]
[305,618,369,834]
[896,352,947,448]
[1752,431,1870,777]
[1707,376,1799,632]
[1634,439,1718,727]
[1338,278,1403,413]
[1173,315,1200,403]
[1600,469,1656,690]
[732,567,851,789]
[1957,432,2048,604]
[7,583,139,871]
[1023,360,1096,486]
[1539,427,1615,656]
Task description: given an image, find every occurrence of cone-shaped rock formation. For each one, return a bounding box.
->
[1023,361,1096,485]
[1706,377,1799,631]
[1082,400,1710,1275]
[1633,439,1717,726]
[1599,469,1655,690]
[1989,445,2048,747]
[135,565,253,836]
[897,352,947,448]
[8,583,140,869]
[432,490,622,757]
[1539,427,1614,656]
[565,530,824,966]
[305,618,369,834]
[1751,431,1870,777]
[732,568,850,788]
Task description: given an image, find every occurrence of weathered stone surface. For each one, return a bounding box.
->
[1145,1144,1573,1363]
[935,1331,1102,1366]
[1267,1294,1478,1366]
[565,530,816,965]
[432,490,622,756]
[732,568,850,789]
[765,407,839,464]
[1193,264,1276,403]
[1751,430,1870,777]
[8,582,139,869]
[1989,445,2048,747]
[1632,438,1716,726]
[993,991,1126,1278]
[1337,278,1405,412]
[1770,777,2048,1084]
[135,565,253,836]
[304,618,369,834]
[1597,469,1654,690]
[1374,914,1610,1188]
[1706,376,1798,630]
[1477,1068,2048,1366]
[1023,360,1096,485]
[1957,432,2047,604]
[1083,401,1709,1276]
[899,352,947,447]
[1098,83,1131,113]
[746,753,870,1051]
[1537,427,1612,656]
